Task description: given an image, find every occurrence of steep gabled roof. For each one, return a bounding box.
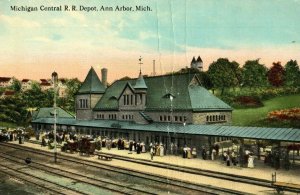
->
[197,56,203,62]
[3,90,15,95]
[0,77,12,82]
[188,85,231,111]
[191,57,196,64]
[77,67,106,94]
[32,107,75,120]
[41,82,51,86]
[94,79,131,110]
[94,73,232,111]
[134,72,147,89]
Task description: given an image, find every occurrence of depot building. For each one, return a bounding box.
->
[32,66,237,149]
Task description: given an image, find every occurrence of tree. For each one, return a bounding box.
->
[0,95,27,124]
[230,61,242,88]
[207,58,241,95]
[9,78,22,92]
[284,60,300,87]
[171,67,213,90]
[62,78,81,113]
[268,62,285,87]
[242,59,268,88]
[119,76,131,80]
[197,71,213,90]
[21,83,46,108]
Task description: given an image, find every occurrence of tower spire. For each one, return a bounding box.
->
[138,56,143,75]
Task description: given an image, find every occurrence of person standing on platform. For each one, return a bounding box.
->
[248,153,254,168]
[202,147,207,160]
[187,147,191,159]
[141,142,146,153]
[133,141,136,152]
[121,139,125,150]
[41,137,46,147]
[192,147,197,158]
[215,144,220,156]
[170,142,174,155]
[137,142,141,154]
[9,132,13,142]
[117,138,121,150]
[160,144,164,156]
[155,144,160,156]
[108,139,112,150]
[183,146,187,158]
[226,153,231,166]
[212,148,216,160]
[18,135,22,144]
[129,141,133,152]
[223,151,227,162]
[231,150,237,166]
[150,146,154,160]
[132,141,136,152]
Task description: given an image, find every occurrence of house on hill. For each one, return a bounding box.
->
[58,78,68,97]
[21,79,33,91]
[1,90,15,99]
[0,77,13,88]
[191,56,203,71]
[40,79,52,91]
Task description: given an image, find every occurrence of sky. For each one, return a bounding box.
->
[0,0,300,82]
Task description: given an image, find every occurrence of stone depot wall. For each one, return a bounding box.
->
[192,111,232,125]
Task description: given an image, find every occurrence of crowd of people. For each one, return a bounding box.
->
[21,130,286,169]
[36,131,258,168]
[0,130,26,144]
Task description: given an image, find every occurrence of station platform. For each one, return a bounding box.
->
[8,139,300,194]
[99,146,300,185]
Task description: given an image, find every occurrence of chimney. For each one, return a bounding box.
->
[152,60,156,76]
[101,68,108,87]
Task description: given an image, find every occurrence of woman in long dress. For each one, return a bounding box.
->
[211,149,216,160]
[248,154,254,168]
[160,145,164,156]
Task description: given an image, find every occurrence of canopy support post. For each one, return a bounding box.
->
[239,138,245,167]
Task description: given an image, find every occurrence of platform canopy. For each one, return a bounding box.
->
[32,117,300,142]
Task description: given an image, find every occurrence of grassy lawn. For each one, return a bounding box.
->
[0,121,17,128]
[232,94,300,127]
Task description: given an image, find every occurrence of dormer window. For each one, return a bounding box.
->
[162,93,175,99]
[79,99,88,108]
[109,96,117,100]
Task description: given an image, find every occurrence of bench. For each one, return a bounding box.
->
[98,153,112,161]
[272,172,300,193]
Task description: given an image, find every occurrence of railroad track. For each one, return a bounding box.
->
[101,153,300,194]
[0,152,154,195]
[0,142,248,195]
[97,152,271,187]
[0,158,86,195]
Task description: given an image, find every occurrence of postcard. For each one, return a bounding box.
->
[0,0,299,194]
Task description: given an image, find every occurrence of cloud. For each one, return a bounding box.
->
[31,36,52,43]
[50,18,67,27]
[67,12,85,23]
[0,14,40,28]
[51,34,63,41]
[139,31,157,40]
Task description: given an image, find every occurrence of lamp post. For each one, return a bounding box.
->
[52,71,58,163]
